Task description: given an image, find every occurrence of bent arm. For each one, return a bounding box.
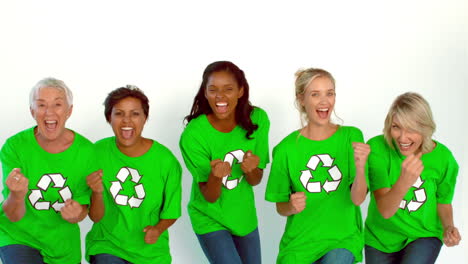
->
[199,172,224,203]
[350,167,367,205]
[244,168,263,186]
[373,179,410,218]
[2,194,26,222]
[88,192,105,222]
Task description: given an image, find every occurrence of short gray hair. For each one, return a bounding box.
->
[29,77,73,109]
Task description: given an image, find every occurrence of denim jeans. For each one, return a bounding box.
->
[312,248,355,264]
[365,237,442,264]
[196,228,261,264]
[90,254,133,264]
[0,244,45,264]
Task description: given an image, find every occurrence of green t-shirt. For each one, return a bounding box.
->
[179,107,270,236]
[265,126,365,264]
[0,127,94,264]
[86,137,182,264]
[365,135,459,253]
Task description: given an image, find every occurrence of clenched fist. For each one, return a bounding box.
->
[289,192,306,214]
[352,142,370,170]
[6,168,29,199]
[210,159,231,178]
[87,170,104,194]
[241,150,260,174]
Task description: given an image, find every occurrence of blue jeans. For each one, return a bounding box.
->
[196,228,261,264]
[312,248,355,264]
[90,254,132,264]
[0,244,45,264]
[365,237,442,264]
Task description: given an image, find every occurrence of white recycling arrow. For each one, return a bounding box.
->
[307,156,321,171]
[407,201,424,212]
[29,189,43,205]
[37,175,51,190]
[115,194,128,206]
[412,176,424,189]
[399,200,407,209]
[49,173,66,188]
[116,168,130,183]
[317,154,334,167]
[34,201,50,210]
[59,186,72,201]
[328,166,342,181]
[300,170,321,193]
[128,197,143,208]
[128,168,141,183]
[222,150,245,190]
[110,181,123,199]
[134,184,145,199]
[52,201,64,212]
[323,180,340,193]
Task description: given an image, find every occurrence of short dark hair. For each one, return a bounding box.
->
[104,85,149,122]
[184,61,258,139]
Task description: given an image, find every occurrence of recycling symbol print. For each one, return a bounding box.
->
[110,167,146,208]
[28,173,72,212]
[399,176,426,212]
[300,154,342,193]
[222,150,245,190]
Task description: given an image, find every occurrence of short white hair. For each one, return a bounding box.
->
[29,77,73,109]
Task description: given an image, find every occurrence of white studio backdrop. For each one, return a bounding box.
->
[0,1,466,263]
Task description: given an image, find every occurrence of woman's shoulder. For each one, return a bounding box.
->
[274,130,301,150]
[339,125,363,136]
[251,106,269,123]
[366,134,391,151]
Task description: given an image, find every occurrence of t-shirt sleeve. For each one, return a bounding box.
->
[0,138,21,199]
[254,108,270,169]
[179,130,211,183]
[367,137,391,192]
[265,144,291,203]
[348,127,366,185]
[160,153,183,219]
[436,152,459,204]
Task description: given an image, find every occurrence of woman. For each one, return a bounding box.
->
[85,86,182,264]
[265,68,369,264]
[0,78,94,264]
[179,61,270,264]
[364,92,461,264]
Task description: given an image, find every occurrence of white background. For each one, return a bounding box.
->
[0,1,466,263]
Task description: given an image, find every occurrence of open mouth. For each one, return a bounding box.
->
[121,127,134,139]
[399,142,413,151]
[216,102,228,114]
[316,108,329,119]
[45,120,57,130]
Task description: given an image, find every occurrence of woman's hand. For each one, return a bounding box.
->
[6,168,29,199]
[400,152,424,188]
[352,142,370,170]
[86,170,104,194]
[443,226,461,247]
[143,225,162,244]
[210,159,231,178]
[60,199,87,223]
[241,151,260,174]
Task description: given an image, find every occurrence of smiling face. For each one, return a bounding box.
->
[204,71,244,122]
[390,115,423,156]
[110,97,147,149]
[300,76,336,126]
[30,86,72,142]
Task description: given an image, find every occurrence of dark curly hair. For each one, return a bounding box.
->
[104,85,149,122]
[184,61,258,139]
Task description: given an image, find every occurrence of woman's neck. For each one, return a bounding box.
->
[301,122,338,141]
[35,128,74,154]
[117,137,152,157]
[207,113,237,133]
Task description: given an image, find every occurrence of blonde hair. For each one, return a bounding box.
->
[383,92,436,153]
[294,68,336,126]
